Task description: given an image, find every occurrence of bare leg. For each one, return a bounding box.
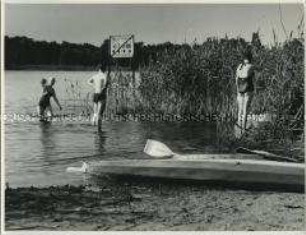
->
[92,102,98,126]
[242,92,253,130]
[46,105,53,120]
[97,100,106,131]
[237,92,244,128]
[37,105,46,120]
[37,106,42,117]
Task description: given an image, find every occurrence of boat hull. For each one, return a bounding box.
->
[86,158,305,187]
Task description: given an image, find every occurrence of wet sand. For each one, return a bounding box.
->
[5,179,305,231]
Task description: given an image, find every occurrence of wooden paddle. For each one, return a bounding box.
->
[143,139,231,160]
[144,139,299,163]
[236,147,298,163]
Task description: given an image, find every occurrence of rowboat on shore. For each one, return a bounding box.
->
[67,140,305,188]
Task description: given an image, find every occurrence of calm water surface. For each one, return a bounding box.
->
[5,71,222,187]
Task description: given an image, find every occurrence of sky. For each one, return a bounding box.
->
[4,3,304,46]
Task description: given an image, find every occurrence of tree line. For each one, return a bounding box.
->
[4,36,182,70]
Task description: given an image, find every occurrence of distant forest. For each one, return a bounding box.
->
[4,36,183,70]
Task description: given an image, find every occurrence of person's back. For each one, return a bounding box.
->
[42,85,55,100]
[87,66,109,129]
[91,71,107,94]
[39,83,54,108]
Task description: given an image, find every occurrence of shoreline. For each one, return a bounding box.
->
[5,65,138,71]
[5,182,304,231]
[5,65,96,71]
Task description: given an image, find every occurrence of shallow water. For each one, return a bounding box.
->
[5,71,225,188]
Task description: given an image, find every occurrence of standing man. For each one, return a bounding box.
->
[87,65,109,130]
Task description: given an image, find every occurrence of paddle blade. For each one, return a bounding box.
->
[144,139,174,158]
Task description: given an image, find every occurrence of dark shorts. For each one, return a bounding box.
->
[93,90,107,103]
[237,77,254,94]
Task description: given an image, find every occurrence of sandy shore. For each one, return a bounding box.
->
[5,178,305,231]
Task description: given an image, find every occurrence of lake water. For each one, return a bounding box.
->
[5,71,225,188]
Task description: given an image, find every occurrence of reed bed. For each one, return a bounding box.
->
[45,36,303,131]
[139,35,304,160]
[46,71,143,119]
[43,35,304,127]
[33,35,303,160]
[140,37,304,122]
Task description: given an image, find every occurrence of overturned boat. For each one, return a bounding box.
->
[68,140,305,189]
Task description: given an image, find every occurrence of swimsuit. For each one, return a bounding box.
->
[93,89,107,103]
[237,77,254,93]
[39,86,55,108]
[237,64,254,94]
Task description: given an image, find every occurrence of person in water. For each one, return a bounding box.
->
[87,65,108,129]
[236,52,255,131]
[38,77,62,121]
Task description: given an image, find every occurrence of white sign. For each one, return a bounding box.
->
[110,35,134,58]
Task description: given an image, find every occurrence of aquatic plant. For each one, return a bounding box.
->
[140,35,303,119]
[139,34,304,161]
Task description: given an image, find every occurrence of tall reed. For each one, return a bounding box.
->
[139,36,304,125]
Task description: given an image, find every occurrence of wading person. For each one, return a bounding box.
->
[38,77,62,121]
[87,65,108,130]
[236,52,255,132]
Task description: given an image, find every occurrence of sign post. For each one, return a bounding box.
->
[109,35,136,113]
[109,34,135,85]
[110,35,134,58]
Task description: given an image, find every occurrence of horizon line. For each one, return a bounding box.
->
[5,33,296,47]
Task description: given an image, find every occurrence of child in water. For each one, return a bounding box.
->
[38,77,62,121]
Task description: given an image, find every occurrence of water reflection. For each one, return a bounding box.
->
[7,120,240,187]
[40,122,55,152]
[38,122,57,176]
[6,71,252,187]
[93,130,107,155]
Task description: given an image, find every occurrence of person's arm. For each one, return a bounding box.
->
[235,65,240,93]
[42,87,48,95]
[52,91,62,110]
[235,76,239,94]
[248,65,255,78]
[87,76,94,86]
